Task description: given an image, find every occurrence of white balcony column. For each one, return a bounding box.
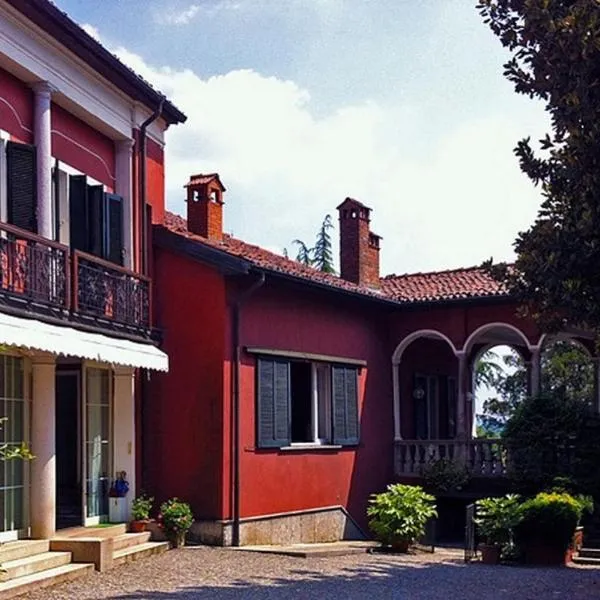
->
[392,362,402,441]
[30,353,56,539]
[113,367,136,519]
[32,82,54,239]
[456,351,468,439]
[115,139,134,268]
[529,346,541,397]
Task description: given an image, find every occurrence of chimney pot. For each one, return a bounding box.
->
[185,173,225,240]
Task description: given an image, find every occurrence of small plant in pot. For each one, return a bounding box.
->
[367,484,437,552]
[474,495,522,565]
[159,498,194,548]
[130,494,154,533]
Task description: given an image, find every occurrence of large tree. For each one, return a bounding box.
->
[291,214,336,273]
[478,0,600,334]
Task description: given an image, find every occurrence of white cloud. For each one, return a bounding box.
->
[154,1,242,25]
[111,43,546,275]
[80,23,101,41]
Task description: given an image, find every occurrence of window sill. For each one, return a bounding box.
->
[279,443,343,452]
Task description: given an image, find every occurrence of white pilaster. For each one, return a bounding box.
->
[115,139,134,268]
[392,363,402,440]
[32,82,53,239]
[30,354,56,539]
[113,367,136,519]
[456,351,467,439]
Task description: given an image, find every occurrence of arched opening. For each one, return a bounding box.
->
[392,330,458,441]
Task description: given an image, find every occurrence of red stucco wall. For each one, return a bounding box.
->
[0,67,33,143]
[51,103,115,188]
[230,283,393,529]
[146,138,165,225]
[145,247,226,519]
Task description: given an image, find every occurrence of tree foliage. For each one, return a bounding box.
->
[478,0,600,334]
[292,214,336,273]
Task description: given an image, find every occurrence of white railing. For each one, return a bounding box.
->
[394,439,507,478]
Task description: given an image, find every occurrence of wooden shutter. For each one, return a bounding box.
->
[87,185,104,257]
[332,366,359,446]
[414,374,428,440]
[6,141,37,233]
[69,175,88,252]
[105,193,124,265]
[256,358,290,448]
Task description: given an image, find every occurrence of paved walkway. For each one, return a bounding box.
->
[20,546,600,599]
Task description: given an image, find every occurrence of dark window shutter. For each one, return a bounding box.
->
[414,374,428,440]
[6,141,37,233]
[69,175,88,252]
[332,366,359,446]
[105,193,124,265]
[87,185,104,257]
[257,358,290,448]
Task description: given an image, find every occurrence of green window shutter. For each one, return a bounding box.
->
[104,193,124,265]
[69,174,88,252]
[6,141,37,233]
[257,358,290,448]
[332,366,360,446]
[87,184,104,257]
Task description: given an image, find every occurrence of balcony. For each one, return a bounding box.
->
[395,439,507,478]
[0,223,151,337]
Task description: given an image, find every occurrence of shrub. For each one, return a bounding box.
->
[367,484,437,548]
[474,494,522,547]
[159,498,194,539]
[516,492,580,552]
[131,494,153,521]
[422,458,470,494]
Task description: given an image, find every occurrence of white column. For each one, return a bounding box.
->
[115,139,134,268]
[30,354,56,539]
[456,352,467,439]
[392,362,402,440]
[113,367,136,519]
[529,346,541,397]
[32,82,54,239]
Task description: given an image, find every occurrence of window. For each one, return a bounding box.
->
[256,357,359,448]
[413,374,457,440]
[5,141,37,233]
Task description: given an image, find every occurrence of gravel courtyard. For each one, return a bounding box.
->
[20,546,600,600]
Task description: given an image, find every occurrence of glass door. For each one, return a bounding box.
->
[83,366,112,525]
[0,355,29,541]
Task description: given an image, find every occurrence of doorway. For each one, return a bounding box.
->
[56,371,82,528]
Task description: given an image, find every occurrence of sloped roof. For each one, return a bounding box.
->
[162,212,508,305]
[186,174,226,190]
[380,268,506,302]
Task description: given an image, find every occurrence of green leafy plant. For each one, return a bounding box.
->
[131,494,153,521]
[516,492,580,552]
[367,484,437,549]
[422,458,470,494]
[475,494,522,547]
[159,498,194,546]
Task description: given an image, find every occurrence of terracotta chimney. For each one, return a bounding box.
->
[185,173,226,240]
[337,197,381,288]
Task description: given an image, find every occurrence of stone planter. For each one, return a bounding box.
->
[109,497,128,523]
[168,531,187,549]
[480,543,501,565]
[524,541,569,566]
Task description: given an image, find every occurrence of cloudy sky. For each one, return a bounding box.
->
[58,0,548,275]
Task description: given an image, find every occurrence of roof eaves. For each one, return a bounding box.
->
[8,0,186,125]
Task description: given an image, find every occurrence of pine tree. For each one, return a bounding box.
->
[312,214,335,274]
[292,239,313,266]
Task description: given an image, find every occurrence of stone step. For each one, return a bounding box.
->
[0,541,50,564]
[578,547,600,559]
[112,532,152,552]
[0,551,72,582]
[0,562,93,600]
[572,555,600,566]
[112,541,169,568]
[57,524,128,539]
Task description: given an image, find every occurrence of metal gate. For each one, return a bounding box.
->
[464,503,477,562]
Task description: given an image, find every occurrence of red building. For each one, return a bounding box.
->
[148,174,596,546]
[0,0,184,543]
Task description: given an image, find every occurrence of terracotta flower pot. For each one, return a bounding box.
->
[130,519,148,533]
[168,531,186,549]
[480,543,501,565]
[389,539,410,553]
[524,542,569,566]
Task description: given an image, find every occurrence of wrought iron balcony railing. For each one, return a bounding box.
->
[0,223,152,335]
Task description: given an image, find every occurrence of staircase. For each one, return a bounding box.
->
[111,531,169,567]
[0,540,93,599]
[572,510,600,566]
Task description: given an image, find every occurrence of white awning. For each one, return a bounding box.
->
[0,312,168,371]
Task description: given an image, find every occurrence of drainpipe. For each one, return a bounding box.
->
[139,97,165,276]
[231,271,265,546]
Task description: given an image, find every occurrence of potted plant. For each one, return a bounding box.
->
[367,484,437,552]
[159,498,194,548]
[130,493,154,533]
[515,492,580,565]
[474,495,522,565]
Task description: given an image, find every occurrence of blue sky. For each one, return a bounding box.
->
[57,0,548,275]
